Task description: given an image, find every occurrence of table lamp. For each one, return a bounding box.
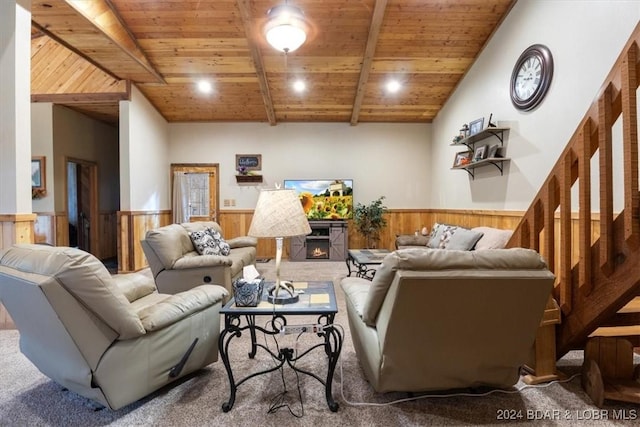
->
[248,188,311,304]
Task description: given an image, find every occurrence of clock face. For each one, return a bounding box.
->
[510,45,553,111]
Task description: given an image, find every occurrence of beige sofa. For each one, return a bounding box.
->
[341,247,554,393]
[0,244,227,410]
[396,224,513,251]
[141,221,257,298]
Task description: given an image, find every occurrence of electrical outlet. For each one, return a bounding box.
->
[280,324,324,335]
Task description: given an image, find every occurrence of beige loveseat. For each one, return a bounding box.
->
[396,224,513,251]
[341,247,554,393]
[141,221,257,297]
[0,244,227,410]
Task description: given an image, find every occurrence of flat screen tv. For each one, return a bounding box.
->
[284,179,354,220]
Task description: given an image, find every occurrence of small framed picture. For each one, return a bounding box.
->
[488,144,500,158]
[468,118,484,135]
[473,145,487,162]
[31,156,46,190]
[452,151,473,167]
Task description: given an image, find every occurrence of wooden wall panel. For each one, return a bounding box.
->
[0,214,37,329]
[99,211,118,260]
[118,210,172,272]
[32,211,116,259]
[216,209,526,257]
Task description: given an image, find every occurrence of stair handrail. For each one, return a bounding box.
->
[507,21,640,355]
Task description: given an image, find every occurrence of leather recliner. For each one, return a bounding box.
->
[0,244,228,410]
[341,247,554,393]
[141,221,257,299]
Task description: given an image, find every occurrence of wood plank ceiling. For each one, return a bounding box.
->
[30,0,516,126]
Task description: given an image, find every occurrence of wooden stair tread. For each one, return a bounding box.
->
[604,379,640,404]
[590,325,640,337]
[618,297,640,314]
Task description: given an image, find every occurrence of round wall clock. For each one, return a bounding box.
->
[510,44,554,111]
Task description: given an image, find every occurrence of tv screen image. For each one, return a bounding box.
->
[284,179,354,220]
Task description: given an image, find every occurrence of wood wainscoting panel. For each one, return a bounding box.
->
[217,209,527,256]
[118,210,172,273]
[99,211,118,260]
[0,213,37,329]
[117,208,598,276]
[34,212,56,245]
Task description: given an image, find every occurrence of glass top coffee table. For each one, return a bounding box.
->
[218,280,342,412]
[346,249,391,280]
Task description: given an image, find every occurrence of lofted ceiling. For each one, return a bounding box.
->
[30,0,516,126]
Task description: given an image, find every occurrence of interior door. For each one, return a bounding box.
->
[171,164,219,223]
[77,164,92,251]
[67,158,99,256]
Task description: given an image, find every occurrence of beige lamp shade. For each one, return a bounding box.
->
[248,189,311,238]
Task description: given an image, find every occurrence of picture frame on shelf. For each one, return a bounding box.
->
[31,156,45,190]
[453,151,473,167]
[468,117,484,135]
[488,144,500,158]
[473,145,487,162]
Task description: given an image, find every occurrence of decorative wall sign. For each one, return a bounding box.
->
[235,154,262,172]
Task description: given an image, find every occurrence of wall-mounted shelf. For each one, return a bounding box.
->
[235,175,262,183]
[451,126,510,179]
[451,157,510,179]
[451,126,509,151]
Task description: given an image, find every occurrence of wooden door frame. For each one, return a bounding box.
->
[170,163,220,222]
[65,157,99,257]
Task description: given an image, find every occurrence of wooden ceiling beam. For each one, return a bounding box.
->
[350,0,388,126]
[31,87,130,104]
[236,0,277,126]
[64,0,165,84]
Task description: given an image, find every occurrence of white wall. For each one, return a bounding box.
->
[120,85,170,211]
[430,0,640,211]
[52,106,119,212]
[168,122,430,209]
[31,103,54,213]
[0,0,32,215]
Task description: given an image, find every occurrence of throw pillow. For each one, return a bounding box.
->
[426,223,445,248]
[206,227,231,256]
[445,228,484,250]
[189,230,220,255]
[472,227,513,250]
[437,225,460,249]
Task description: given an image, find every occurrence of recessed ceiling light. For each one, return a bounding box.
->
[293,80,306,92]
[386,80,401,94]
[197,80,213,94]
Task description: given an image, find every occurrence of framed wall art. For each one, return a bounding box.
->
[473,145,487,162]
[468,118,484,136]
[488,144,500,158]
[31,156,46,190]
[452,151,473,168]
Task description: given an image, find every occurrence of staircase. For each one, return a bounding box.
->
[507,21,640,359]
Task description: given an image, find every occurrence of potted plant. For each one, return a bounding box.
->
[353,196,389,248]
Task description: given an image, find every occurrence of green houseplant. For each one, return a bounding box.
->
[353,196,389,248]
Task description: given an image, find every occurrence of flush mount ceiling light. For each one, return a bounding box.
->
[386,80,401,94]
[293,79,306,92]
[264,3,309,53]
[196,80,213,94]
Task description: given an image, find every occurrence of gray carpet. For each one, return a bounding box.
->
[1,260,638,426]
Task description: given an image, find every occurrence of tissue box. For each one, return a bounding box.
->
[232,278,264,307]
